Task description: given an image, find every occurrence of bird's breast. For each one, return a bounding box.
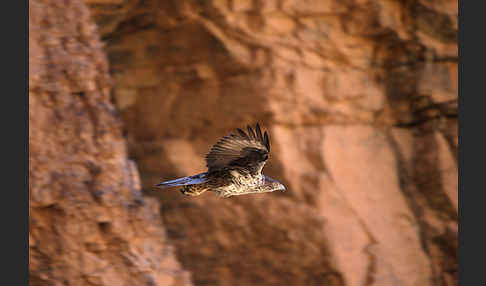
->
[229,170,263,187]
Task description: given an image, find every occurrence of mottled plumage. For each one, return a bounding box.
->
[155,124,286,198]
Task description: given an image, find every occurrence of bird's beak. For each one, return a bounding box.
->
[263,175,286,192]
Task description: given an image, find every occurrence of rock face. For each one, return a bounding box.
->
[30,0,457,285]
[29,1,192,285]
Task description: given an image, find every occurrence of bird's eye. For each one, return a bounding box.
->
[263,154,269,161]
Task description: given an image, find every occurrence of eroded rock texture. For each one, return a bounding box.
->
[30,0,457,285]
[29,1,192,285]
[91,0,457,285]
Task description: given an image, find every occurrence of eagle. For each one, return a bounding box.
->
[155,123,286,198]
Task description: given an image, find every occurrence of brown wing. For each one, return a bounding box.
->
[205,123,271,175]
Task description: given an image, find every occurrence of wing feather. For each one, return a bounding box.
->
[237,128,249,139]
[255,123,264,143]
[263,131,270,152]
[247,125,256,140]
[205,124,271,174]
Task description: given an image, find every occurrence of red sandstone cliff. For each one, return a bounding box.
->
[29,1,192,285]
[30,0,457,285]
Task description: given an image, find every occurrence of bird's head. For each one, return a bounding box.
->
[263,175,286,192]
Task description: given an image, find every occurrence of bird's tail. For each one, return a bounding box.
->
[155,172,208,189]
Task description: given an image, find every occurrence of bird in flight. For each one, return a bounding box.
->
[155,123,286,198]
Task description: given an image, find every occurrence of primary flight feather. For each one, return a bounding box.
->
[155,123,286,198]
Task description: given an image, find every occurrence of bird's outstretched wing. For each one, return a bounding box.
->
[205,123,270,175]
